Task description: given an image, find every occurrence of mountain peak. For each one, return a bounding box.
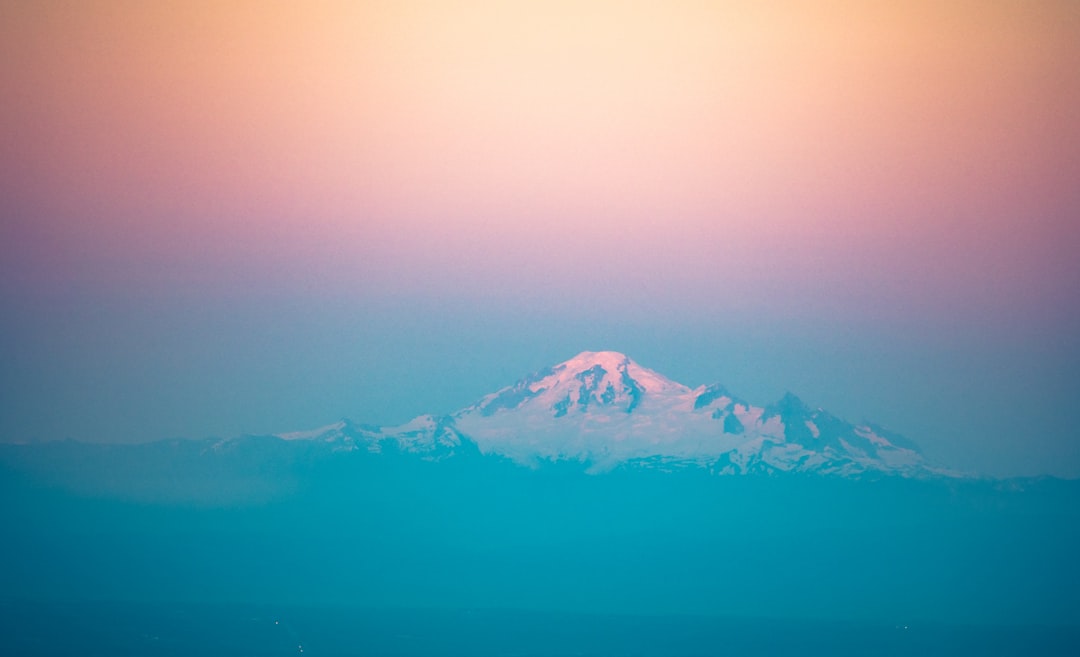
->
[559,350,633,371]
[552,351,688,396]
[461,351,690,420]
[766,391,811,418]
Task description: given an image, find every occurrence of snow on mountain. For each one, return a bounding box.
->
[452,351,743,469]
[277,350,942,477]
[277,416,464,460]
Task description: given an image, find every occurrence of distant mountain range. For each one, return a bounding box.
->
[276,350,952,478]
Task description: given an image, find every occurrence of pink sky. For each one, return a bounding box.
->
[3,1,1077,321]
[1,2,1079,474]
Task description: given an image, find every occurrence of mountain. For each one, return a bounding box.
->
[278,350,946,478]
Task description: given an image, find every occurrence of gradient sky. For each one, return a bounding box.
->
[2,1,1078,477]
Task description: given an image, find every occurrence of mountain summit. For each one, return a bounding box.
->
[464,351,688,417]
[281,351,944,477]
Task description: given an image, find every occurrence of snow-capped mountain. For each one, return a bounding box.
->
[278,350,946,477]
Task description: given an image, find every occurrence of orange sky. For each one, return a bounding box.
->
[4,3,1078,312]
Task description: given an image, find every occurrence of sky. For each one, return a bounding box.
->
[1,1,1078,477]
